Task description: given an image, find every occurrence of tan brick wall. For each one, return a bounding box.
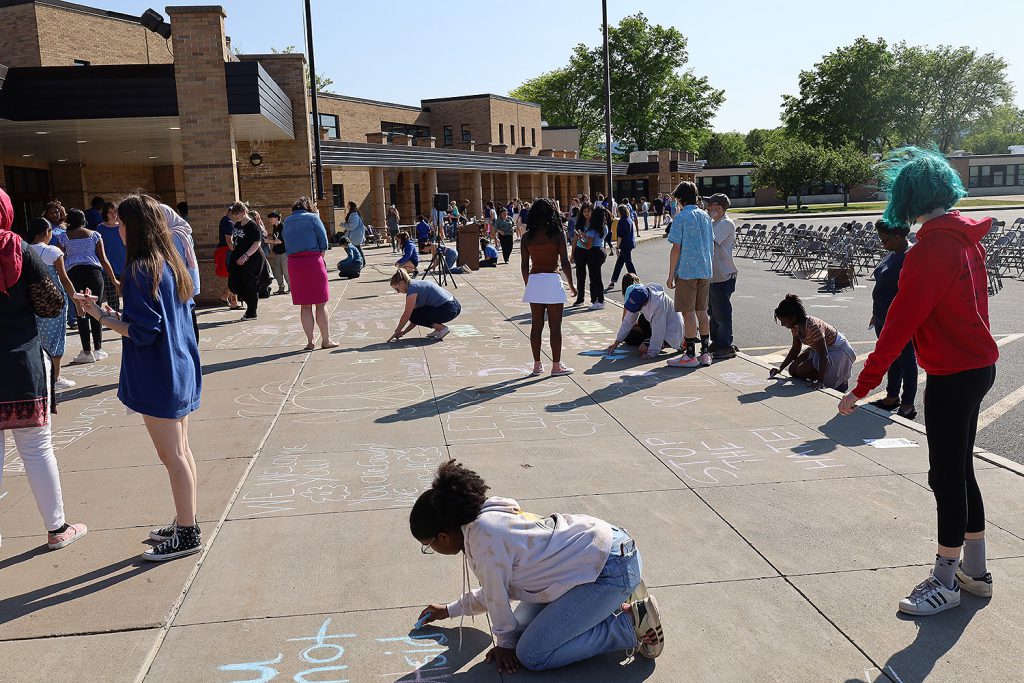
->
[0,3,42,67]
[423,97,541,149]
[316,96,430,143]
[236,54,315,228]
[31,4,173,66]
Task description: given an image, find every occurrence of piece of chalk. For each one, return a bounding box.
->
[413,614,429,630]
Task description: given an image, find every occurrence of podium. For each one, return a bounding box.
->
[456,222,483,271]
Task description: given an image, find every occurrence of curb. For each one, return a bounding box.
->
[736,352,1024,478]
[733,204,1024,221]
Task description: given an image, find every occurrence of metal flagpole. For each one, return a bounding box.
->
[602,0,613,202]
[304,0,324,201]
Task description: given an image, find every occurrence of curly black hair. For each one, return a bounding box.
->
[773,294,807,324]
[524,197,563,241]
[409,460,489,540]
[875,218,911,238]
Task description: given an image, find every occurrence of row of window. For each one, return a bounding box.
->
[314,113,538,149]
[698,175,754,199]
[969,164,1024,188]
[381,121,430,141]
[496,123,535,148]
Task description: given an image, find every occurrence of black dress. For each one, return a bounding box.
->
[228,220,270,316]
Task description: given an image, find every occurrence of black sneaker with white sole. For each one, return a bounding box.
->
[143,524,202,562]
[150,519,201,542]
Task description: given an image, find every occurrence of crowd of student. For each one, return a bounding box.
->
[0,146,1003,673]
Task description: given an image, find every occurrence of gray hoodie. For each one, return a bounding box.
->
[614,283,683,353]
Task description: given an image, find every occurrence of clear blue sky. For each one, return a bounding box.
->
[107,0,1023,133]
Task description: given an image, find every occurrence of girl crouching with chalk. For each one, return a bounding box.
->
[411,461,664,673]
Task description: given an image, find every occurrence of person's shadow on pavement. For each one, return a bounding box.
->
[843,598,988,683]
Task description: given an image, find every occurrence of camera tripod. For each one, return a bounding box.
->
[420,225,459,289]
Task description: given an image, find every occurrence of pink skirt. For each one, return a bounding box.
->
[287,251,329,305]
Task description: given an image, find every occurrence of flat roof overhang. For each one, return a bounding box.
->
[0,62,293,166]
[321,141,630,175]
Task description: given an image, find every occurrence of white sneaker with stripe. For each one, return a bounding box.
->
[898,575,960,616]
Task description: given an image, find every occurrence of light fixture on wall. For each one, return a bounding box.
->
[249,152,263,167]
[141,9,172,39]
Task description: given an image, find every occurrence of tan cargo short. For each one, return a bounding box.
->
[674,278,710,313]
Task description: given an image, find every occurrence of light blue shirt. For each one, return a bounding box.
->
[283,209,328,255]
[344,213,366,246]
[667,205,713,280]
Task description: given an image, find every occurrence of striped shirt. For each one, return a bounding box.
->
[795,316,838,347]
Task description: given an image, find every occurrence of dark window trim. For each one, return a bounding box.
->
[531,128,536,147]
[317,113,339,139]
[461,124,471,143]
[510,124,515,146]
[443,125,453,146]
[498,123,504,144]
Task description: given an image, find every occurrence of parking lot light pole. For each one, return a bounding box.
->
[304,0,324,201]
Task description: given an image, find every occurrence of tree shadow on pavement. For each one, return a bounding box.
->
[395,626,493,681]
[844,599,988,683]
[0,552,159,627]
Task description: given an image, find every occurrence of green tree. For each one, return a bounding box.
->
[745,128,783,158]
[824,145,878,208]
[962,104,1024,154]
[510,46,602,158]
[782,37,898,153]
[510,13,723,160]
[700,132,749,166]
[272,46,334,94]
[750,140,827,209]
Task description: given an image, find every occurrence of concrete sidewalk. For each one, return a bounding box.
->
[2,244,1023,682]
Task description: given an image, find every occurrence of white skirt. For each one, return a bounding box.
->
[523,272,568,304]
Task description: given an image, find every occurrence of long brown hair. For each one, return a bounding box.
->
[118,194,193,303]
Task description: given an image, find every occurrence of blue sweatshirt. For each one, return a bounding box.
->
[118,262,202,419]
[283,209,328,254]
[397,240,418,266]
[416,220,431,241]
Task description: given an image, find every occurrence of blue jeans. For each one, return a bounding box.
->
[708,276,736,348]
[514,528,641,671]
[874,319,918,405]
[642,211,649,230]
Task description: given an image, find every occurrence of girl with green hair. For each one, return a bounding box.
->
[839,147,999,616]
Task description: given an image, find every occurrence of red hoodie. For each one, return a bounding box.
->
[853,211,998,398]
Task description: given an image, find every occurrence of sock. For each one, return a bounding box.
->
[960,537,987,577]
[700,335,710,355]
[685,338,697,357]
[933,554,958,589]
[49,523,70,535]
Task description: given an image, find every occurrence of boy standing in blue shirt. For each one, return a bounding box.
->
[665,181,714,368]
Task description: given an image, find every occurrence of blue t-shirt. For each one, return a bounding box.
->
[668,205,713,280]
[416,220,431,240]
[440,246,458,269]
[95,224,126,276]
[617,216,636,249]
[871,247,909,320]
[407,279,454,309]
[119,262,201,419]
[84,207,103,230]
[218,215,234,248]
[48,226,65,248]
[483,244,498,260]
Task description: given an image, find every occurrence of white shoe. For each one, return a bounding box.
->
[666,354,700,368]
[898,575,960,616]
[956,568,993,598]
[54,377,77,391]
[590,302,605,310]
[73,351,95,364]
[433,326,451,341]
[698,352,712,367]
[425,329,439,339]
[93,349,109,360]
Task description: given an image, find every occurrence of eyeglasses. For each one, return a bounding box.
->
[420,537,437,554]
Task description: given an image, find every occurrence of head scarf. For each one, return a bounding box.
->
[160,203,197,269]
[0,187,23,295]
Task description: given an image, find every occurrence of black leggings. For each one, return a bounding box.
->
[68,265,104,352]
[586,247,606,303]
[573,248,588,302]
[925,364,995,548]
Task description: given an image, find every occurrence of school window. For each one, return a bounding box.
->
[461,124,471,143]
[443,126,453,146]
[531,128,536,147]
[331,184,344,207]
[510,124,515,146]
[313,113,339,139]
[73,59,90,66]
[521,126,526,147]
[498,123,504,144]
[381,121,430,141]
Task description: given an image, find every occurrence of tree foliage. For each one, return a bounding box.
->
[272,45,334,94]
[510,13,723,160]
[961,104,1024,154]
[745,128,784,159]
[750,139,828,209]
[510,47,602,157]
[782,37,1015,153]
[824,146,879,207]
[700,132,749,167]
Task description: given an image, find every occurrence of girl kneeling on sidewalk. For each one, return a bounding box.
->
[412,461,664,673]
[387,269,461,342]
[769,294,855,392]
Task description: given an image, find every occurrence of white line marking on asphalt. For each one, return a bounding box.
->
[977,385,1024,430]
[0,491,8,501]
